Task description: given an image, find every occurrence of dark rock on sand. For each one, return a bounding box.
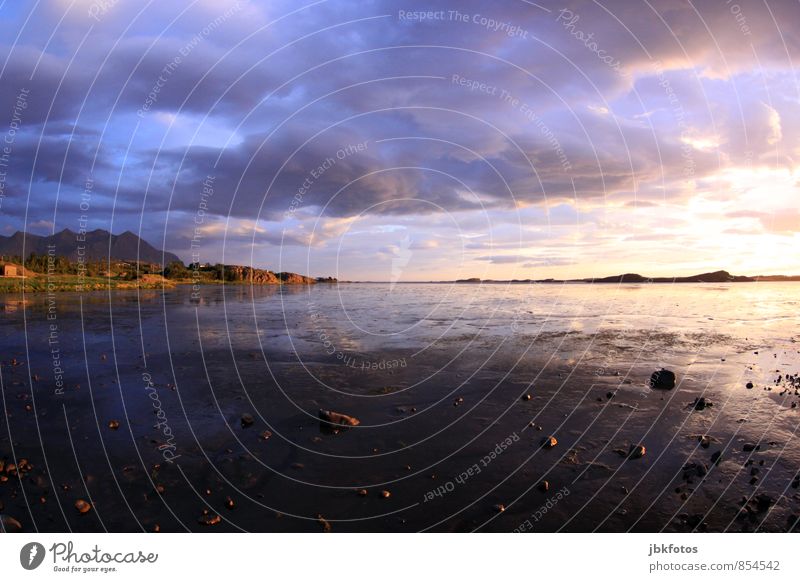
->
[240,413,255,428]
[650,369,676,390]
[74,499,92,514]
[692,397,712,411]
[743,443,760,452]
[541,436,558,449]
[711,451,722,465]
[318,409,360,431]
[538,480,550,492]
[628,444,646,459]
[755,494,775,512]
[682,462,708,479]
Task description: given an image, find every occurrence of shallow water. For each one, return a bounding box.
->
[1,282,798,532]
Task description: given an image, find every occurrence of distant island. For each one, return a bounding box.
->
[0,229,336,293]
[454,270,800,284]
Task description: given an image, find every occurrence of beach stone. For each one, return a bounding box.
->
[542,436,558,449]
[108,420,120,430]
[628,444,646,459]
[240,413,255,428]
[538,480,550,492]
[198,514,221,526]
[686,514,703,528]
[711,451,722,465]
[682,462,708,479]
[317,514,332,532]
[380,490,391,499]
[494,504,505,513]
[742,443,760,452]
[699,435,711,448]
[755,494,775,512]
[318,409,360,428]
[521,394,532,401]
[0,514,22,532]
[649,369,676,390]
[357,489,368,497]
[693,397,711,411]
[746,382,754,389]
[74,499,92,514]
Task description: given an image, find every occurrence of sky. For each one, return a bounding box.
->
[0,0,798,280]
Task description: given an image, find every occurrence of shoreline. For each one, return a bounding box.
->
[4,279,800,294]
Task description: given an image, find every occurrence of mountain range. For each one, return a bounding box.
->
[0,229,180,265]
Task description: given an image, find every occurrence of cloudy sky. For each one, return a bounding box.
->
[0,0,798,280]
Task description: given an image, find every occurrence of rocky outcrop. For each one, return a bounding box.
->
[221,265,280,284]
[276,272,316,284]
[219,266,322,285]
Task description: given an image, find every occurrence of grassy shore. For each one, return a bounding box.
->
[0,274,177,293]
[0,274,332,293]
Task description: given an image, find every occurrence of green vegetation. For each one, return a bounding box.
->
[0,253,174,293]
[0,274,174,293]
[0,255,332,293]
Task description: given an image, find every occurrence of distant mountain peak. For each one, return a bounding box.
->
[0,229,180,264]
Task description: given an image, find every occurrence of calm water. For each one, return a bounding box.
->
[1,282,798,532]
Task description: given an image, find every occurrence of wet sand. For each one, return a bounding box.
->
[1,284,799,532]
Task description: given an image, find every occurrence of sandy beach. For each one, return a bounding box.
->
[1,282,798,532]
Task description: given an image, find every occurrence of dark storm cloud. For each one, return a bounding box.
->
[1,0,799,257]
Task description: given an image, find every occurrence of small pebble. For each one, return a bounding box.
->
[74,499,92,514]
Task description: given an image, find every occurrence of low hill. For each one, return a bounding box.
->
[589,270,753,283]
